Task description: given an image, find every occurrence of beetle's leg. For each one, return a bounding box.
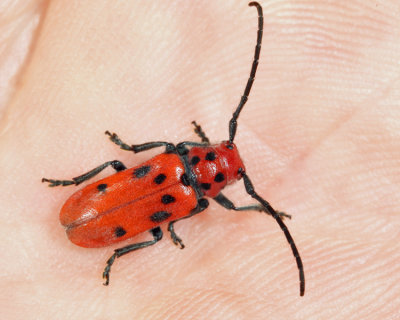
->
[103,227,163,286]
[168,198,209,249]
[213,193,291,219]
[175,141,210,157]
[132,141,175,153]
[167,223,184,249]
[178,141,208,148]
[239,169,305,297]
[105,131,175,153]
[191,121,210,145]
[42,160,127,187]
[105,131,134,151]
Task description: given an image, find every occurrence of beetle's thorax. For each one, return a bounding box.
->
[187,141,245,197]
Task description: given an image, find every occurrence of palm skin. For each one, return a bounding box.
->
[1,1,399,319]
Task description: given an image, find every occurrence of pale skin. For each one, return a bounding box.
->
[1,1,399,319]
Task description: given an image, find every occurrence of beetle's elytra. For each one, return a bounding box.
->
[43,2,305,296]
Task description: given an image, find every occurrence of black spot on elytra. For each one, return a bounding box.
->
[214,172,225,183]
[161,194,175,204]
[134,165,151,178]
[115,226,126,238]
[154,173,166,184]
[181,174,190,186]
[190,156,200,166]
[205,152,216,161]
[201,183,211,190]
[97,183,107,192]
[150,211,172,223]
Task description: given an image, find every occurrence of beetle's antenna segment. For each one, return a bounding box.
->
[240,170,305,296]
[229,2,263,144]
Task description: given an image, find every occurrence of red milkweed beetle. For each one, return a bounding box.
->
[43,2,305,296]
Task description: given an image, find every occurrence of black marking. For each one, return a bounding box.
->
[154,173,166,184]
[150,211,172,223]
[97,183,107,192]
[201,183,211,190]
[134,165,151,178]
[198,198,209,209]
[205,152,216,161]
[214,172,225,183]
[177,144,189,155]
[114,226,126,238]
[161,194,175,204]
[181,174,190,186]
[190,156,200,166]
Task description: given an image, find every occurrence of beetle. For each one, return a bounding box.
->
[43,2,305,296]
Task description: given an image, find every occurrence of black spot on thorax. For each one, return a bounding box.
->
[205,152,216,161]
[201,183,211,190]
[214,172,225,183]
[190,156,200,166]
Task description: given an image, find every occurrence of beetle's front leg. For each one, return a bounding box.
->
[213,193,291,219]
[191,121,210,145]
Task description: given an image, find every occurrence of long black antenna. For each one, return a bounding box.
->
[231,3,305,295]
[229,2,263,144]
[240,170,305,296]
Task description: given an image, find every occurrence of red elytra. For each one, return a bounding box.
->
[61,153,197,248]
[43,2,305,296]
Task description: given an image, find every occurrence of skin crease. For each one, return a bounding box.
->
[1,0,399,319]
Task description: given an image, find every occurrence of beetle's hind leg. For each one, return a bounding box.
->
[103,227,163,286]
[42,160,127,187]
